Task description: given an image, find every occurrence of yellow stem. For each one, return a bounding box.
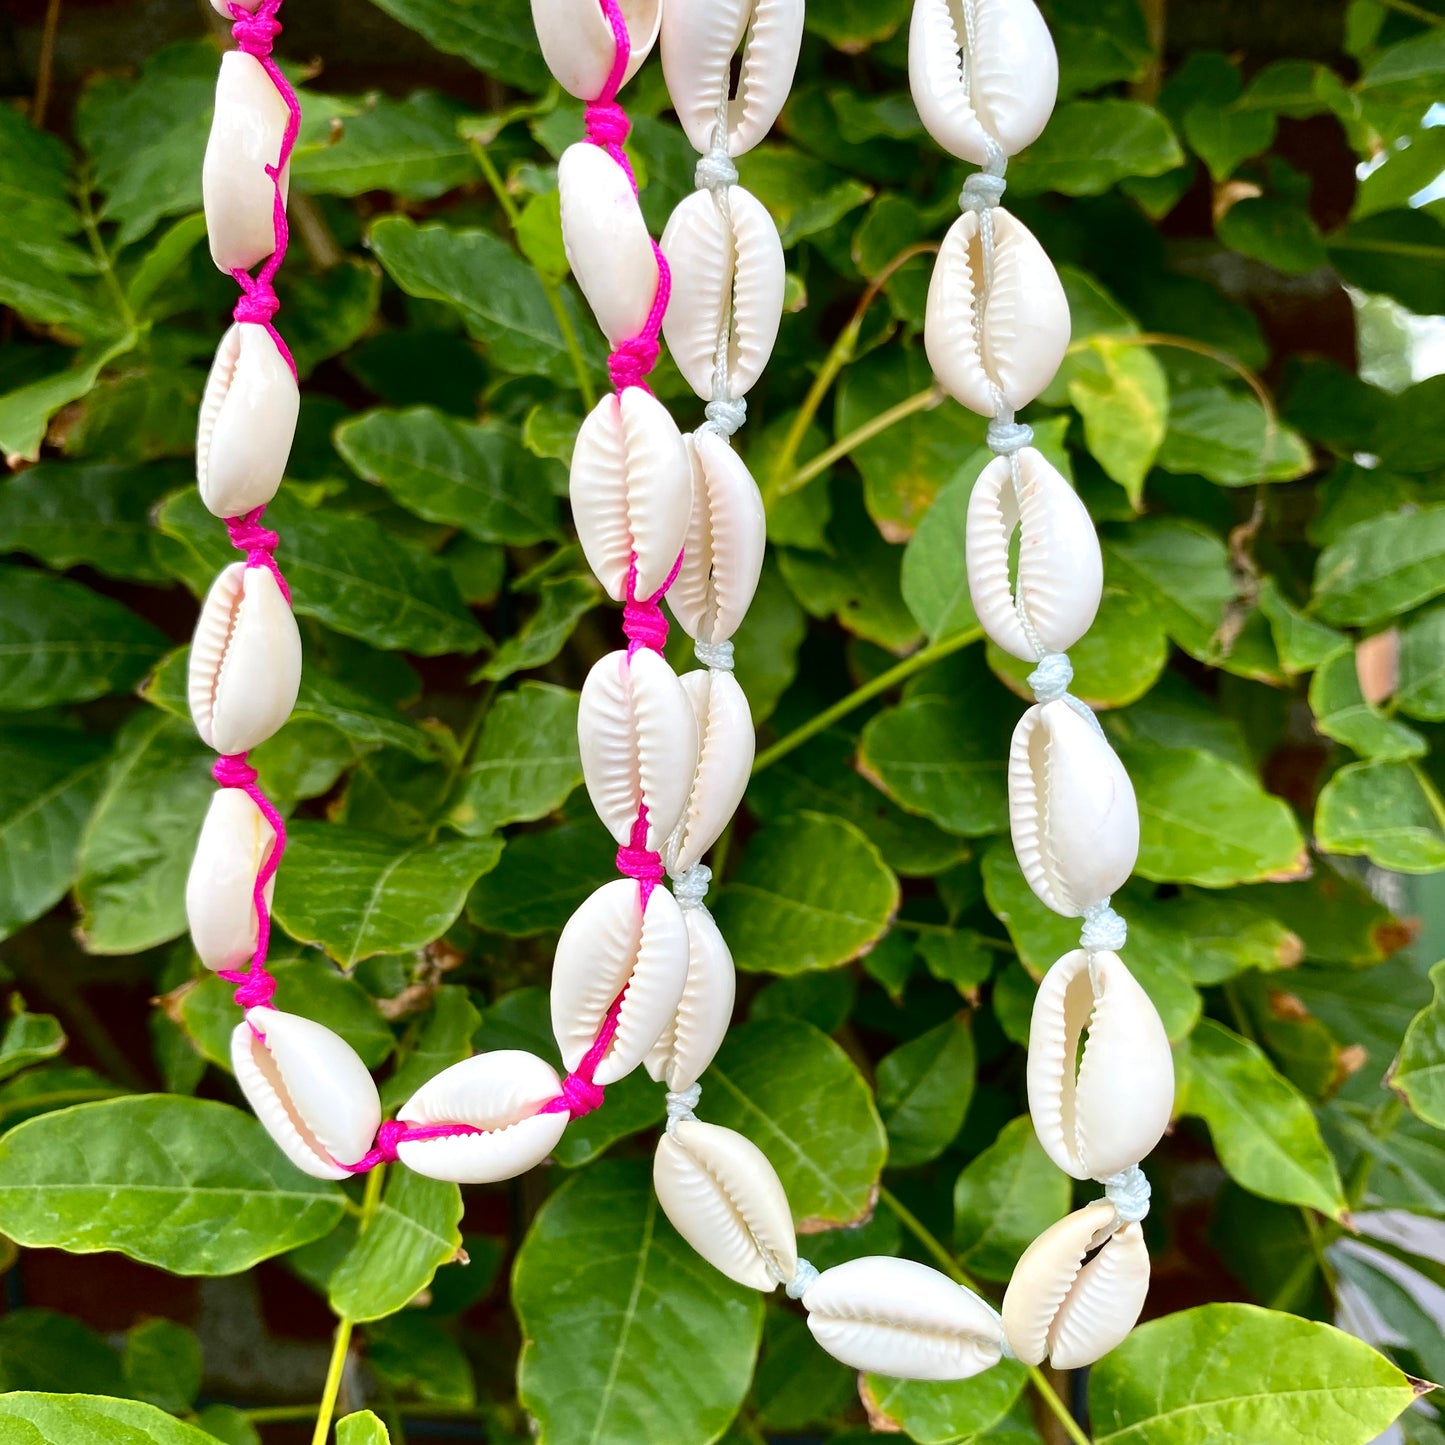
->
[781,385,943,496]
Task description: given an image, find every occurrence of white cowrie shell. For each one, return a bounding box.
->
[803,1257,1003,1381]
[660,187,785,403]
[967,448,1102,662]
[203,51,291,274]
[571,389,692,602]
[661,0,805,157]
[578,647,701,849]
[186,787,276,973]
[550,878,690,1086]
[1008,700,1138,917]
[397,1050,568,1183]
[664,669,754,874]
[1027,949,1173,1181]
[197,322,299,519]
[645,903,736,1092]
[189,562,302,756]
[924,207,1070,417]
[654,1119,797,1290]
[669,432,767,645]
[908,0,1059,165]
[232,1008,381,1181]
[209,0,263,13]
[530,0,660,100]
[1002,1201,1150,1368]
[558,144,659,350]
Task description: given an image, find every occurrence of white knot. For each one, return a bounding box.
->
[665,1084,701,1134]
[1028,652,1073,701]
[700,395,747,437]
[695,637,734,671]
[695,149,738,192]
[672,863,712,906]
[987,419,1033,454]
[1081,901,1128,953]
[960,168,1007,213]
[784,1258,819,1300]
[1103,1166,1151,1224]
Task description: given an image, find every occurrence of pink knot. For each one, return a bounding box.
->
[585,100,631,149]
[557,1072,607,1118]
[230,2,281,56]
[608,334,659,393]
[621,597,668,653]
[374,1119,410,1161]
[213,754,258,789]
[616,840,664,884]
[233,285,280,325]
[226,511,279,556]
[219,963,277,1011]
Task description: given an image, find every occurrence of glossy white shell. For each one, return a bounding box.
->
[908,0,1059,165]
[197,322,299,519]
[669,432,767,645]
[967,448,1102,663]
[209,0,263,13]
[571,389,692,602]
[664,669,754,874]
[924,208,1070,417]
[396,1050,568,1183]
[203,51,292,274]
[655,1118,797,1290]
[578,647,701,849]
[645,903,736,1092]
[186,786,276,973]
[1028,949,1174,1181]
[232,1008,381,1181]
[1002,1201,1150,1368]
[661,0,805,156]
[558,144,659,349]
[660,187,785,403]
[803,1256,1004,1380]
[188,562,302,756]
[1008,701,1138,917]
[531,0,660,100]
[550,878,690,1087]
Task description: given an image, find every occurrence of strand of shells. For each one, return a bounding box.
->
[910,0,1176,1371]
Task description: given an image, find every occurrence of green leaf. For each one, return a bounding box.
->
[1010,100,1184,196]
[1309,648,1426,761]
[1356,125,1445,220]
[1333,1246,1445,1392]
[155,489,488,656]
[712,813,899,975]
[863,1362,1028,1445]
[75,712,215,955]
[474,574,600,682]
[0,1393,226,1444]
[1313,505,1445,627]
[1185,99,1277,181]
[367,1312,475,1405]
[1316,760,1445,874]
[123,1318,203,1414]
[279,260,383,382]
[0,459,184,582]
[1257,579,1348,676]
[900,472,984,643]
[1329,209,1445,316]
[1398,602,1445,720]
[1217,196,1328,276]
[1360,29,1445,99]
[329,1168,463,1322]
[195,1403,262,1445]
[447,682,581,836]
[858,696,1009,837]
[363,0,548,91]
[753,1308,857,1433]
[1049,0,1154,97]
[1179,1019,1347,1219]
[1089,1303,1419,1445]
[0,566,166,710]
[954,1115,1071,1282]
[0,335,137,464]
[294,91,472,199]
[0,1096,346,1273]
[379,986,481,1110]
[1156,385,1312,486]
[0,727,110,941]
[1391,959,1445,1131]
[1125,744,1309,886]
[514,1160,764,1445]
[336,407,561,546]
[516,188,568,283]
[736,146,873,246]
[466,812,616,936]
[368,217,603,387]
[1068,337,1169,505]
[124,212,207,316]
[337,1412,391,1445]
[0,1310,123,1395]
[877,1015,975,1167]
[0,1065,124,1132]
[274,822,502,966]
[804,0,910,50]
[0,1007,66,1082]
[706,1019,888,1227]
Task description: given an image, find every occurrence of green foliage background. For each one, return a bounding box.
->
[2,0,1445,1442]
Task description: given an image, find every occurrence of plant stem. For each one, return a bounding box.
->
[782,385,942,496]
[1376,0,1445,24]
[880,1188,1093,1445]
[1409,761,1445,837]
[32,0,62,128]
[752,627,980,775]
[311,1317,355,1445]
[76,170,137,335]
[468,138,596,410]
